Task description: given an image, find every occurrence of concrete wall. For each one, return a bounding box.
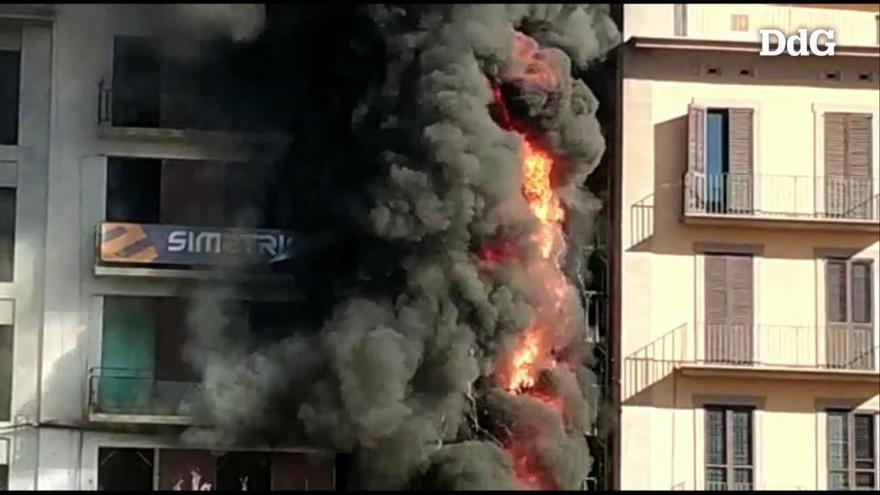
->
[624,3,880,47]
[618,44,880,490]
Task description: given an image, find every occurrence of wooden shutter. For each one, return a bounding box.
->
[825,113,847,217]
[845,114,873,219]
[727,108,754,213]
[726,256,753,363]
[827,260,848,323]
[687,105,707,212]
[705,255,753,363]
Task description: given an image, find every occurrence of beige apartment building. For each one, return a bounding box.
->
[614,4,880,491]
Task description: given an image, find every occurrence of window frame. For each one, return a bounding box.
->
[826,409,879,490]
[826,258,874,325]
[705,405,755,491]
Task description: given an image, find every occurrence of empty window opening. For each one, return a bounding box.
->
[97,448,155,491]
[0,24,21,146]
[825,70,841,81]
[706,66,722,76]
[217,452,272,491]
[858,72,874,82]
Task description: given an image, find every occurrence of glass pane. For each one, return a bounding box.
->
[855,472,875,488]
[707,409,727,465]
[827,262,847,322]
[851,263,872,323]
[706,110,729,211]
[827,412,849,470]
[732,410,752,465]
[706,467,726,491]
[733,468,753,491]
[829,471,848,490]
[854,414,875,457]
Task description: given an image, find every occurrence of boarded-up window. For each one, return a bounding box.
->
[826,259,874,369]
[824,113,874,219]
[705,406,753,490]
[828,411,878,490]
[97,447,154,491]
[705,255,753,363]
[271,452,335,490]
[159,449,217,491]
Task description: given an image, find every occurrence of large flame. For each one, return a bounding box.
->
[521,139,565,259]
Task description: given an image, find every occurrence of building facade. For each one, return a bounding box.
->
[0,5,336,490]
[615,3,880,491]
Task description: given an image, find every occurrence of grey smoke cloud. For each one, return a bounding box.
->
[180,3,619,490]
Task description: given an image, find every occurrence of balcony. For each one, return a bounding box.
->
[87,368,200,425]
[683,172,880,231]
[624,322,878,399]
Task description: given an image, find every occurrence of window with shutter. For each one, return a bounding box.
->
[826,259,875,369]
[687,105,707,213]
[824,112,874,220]
[705,255,753,364]
[705,406,754,491]
[827,411,879,490]
[727,108,754,213]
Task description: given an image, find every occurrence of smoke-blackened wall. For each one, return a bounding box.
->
[151,4,618,490]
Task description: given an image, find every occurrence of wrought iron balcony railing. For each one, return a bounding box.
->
[683,172,880,223]
[87,367,201,419]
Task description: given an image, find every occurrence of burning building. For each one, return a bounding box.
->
[0,3,618,490]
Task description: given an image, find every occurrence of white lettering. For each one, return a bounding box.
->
[168,231,188,252]
[760,28,836,57]
[759,29,785,56]
[257,234,279,256]
[809,29,836,56]
[195,232,222,253]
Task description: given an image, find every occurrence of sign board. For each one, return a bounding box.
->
[99,222,304,266]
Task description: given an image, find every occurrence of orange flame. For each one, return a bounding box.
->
[507,329,541,392]
[521,139,564,259]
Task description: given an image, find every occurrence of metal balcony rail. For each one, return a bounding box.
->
[684,172,880,222]
[87,367,201,417]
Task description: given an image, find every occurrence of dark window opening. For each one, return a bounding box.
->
[0,464,8,491]
[216,452,271,491]
[0,188,15,282]
[111,36,160,128]
[0,324,12,421]
[97,447,154,491]
[106,158,282,229]
[105,158,160,223]
[0,48,20,146]
[828,410,878,490]
[705,406,754,491]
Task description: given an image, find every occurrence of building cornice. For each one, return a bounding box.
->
[628,36,880,59]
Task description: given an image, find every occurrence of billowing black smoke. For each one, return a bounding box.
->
[147,4,619,490]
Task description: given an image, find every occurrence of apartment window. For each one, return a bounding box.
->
[0,24,21,146]
[0,465,6,491]
[97,448,154,491]
[704,254,754,364]
[828,411,878,490]
[111,36,160,128]
[705,406,754,490]
[105,158,161,223]
[0,324,11,421]
[824,113,874,219]
[0,188,14,281]
[826,259,874,369]
[217,452,271,491]
[106,158,274,228]
[99,297,197,415]
[687,106,754,214]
